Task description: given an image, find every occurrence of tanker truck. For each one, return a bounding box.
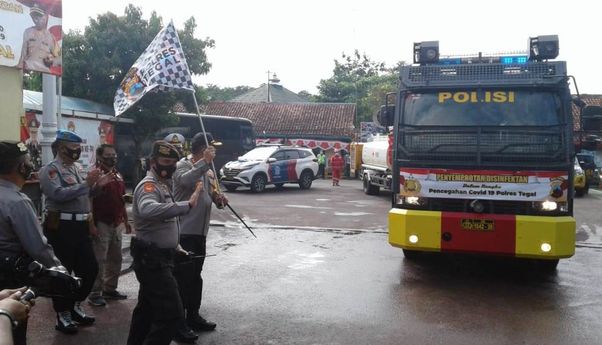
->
[361,133,393,195]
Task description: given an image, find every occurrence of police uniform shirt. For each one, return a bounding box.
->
[39,156,90,213]
[173,158,212,236]
[0,180,61,267]
[22,27,58,73]
[133,171,191,249]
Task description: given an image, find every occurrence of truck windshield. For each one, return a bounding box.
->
[403,90,561,126]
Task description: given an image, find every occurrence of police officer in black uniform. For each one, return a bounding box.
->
[127,141,205,345]
[0,140,63,345]
[39,130,100,334]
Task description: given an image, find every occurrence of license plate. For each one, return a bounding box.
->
[461,219,495,231]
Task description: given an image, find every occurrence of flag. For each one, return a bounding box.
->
[113,21,194,116]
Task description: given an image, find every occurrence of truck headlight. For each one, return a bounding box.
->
[540,200,558,211]
[396,195,426,206]
[406,196,422,205]
[533,201,566,213]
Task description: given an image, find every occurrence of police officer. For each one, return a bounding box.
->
[39,130,100,334]
[127,141,205,345]
[18,4,61,73]
[0,141,62,345]
[173,133,223,341]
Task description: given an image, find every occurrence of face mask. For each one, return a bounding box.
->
[102,157,117,168]
[63,147,81,160]
[19,161,34,180]
[154,163,177,179]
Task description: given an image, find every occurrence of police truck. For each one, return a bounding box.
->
[377,35,602,271]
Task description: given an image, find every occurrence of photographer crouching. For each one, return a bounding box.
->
[0,141,66,344]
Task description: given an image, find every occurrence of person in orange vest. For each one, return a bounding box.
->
[329,150,345,186]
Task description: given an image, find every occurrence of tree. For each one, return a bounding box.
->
[22,71,42,91]
[297,90,317,102]
[195,84,254,105]
[317,50,403,123]
[61,4,214,175]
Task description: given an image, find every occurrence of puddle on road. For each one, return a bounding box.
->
[287,251,325,270]
[285,204,332,210]
[577,223,602,243]
[334,211,373,216]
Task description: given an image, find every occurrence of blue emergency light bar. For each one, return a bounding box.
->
[438,55,529,65]
[501,56,528,64]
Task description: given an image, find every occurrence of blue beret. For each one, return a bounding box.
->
[56,129,83,143]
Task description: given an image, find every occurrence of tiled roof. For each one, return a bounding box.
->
[230,84,308,103]
[573,94,602,131]
[205,102,356,138]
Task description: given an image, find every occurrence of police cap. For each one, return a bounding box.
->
[151,140,180,160]
[191,132,222,147]
[30,4,45,16]
[164,133,185,147]
[0,141,29,161]
[56,129,83,143]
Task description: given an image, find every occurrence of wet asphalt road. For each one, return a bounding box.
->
[26,179,602,345]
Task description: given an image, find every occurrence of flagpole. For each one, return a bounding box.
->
[190,91,218,185]
[190,90,256,238]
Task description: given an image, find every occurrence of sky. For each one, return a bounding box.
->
[62,0,602,95]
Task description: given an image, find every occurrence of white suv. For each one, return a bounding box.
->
[220,145,319,193]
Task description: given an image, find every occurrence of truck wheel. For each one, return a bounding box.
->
[250,174,267,193]
[299,171,313,190]
[402,249,421,260]
[363,175,379,195]
[585,183,590,194]
[575,188,585,197]
[225,185,238,192]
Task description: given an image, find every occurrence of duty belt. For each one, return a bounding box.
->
[59,213,89,221]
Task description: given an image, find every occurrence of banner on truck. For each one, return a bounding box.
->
[399,168,569,202]
[0,0,63,75]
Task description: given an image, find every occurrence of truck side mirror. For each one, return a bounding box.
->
[582,105,602,131]
[374,105,395,127]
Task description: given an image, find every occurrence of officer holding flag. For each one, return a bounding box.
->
[127,141,204,345]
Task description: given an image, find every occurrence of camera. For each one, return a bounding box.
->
[1,256,81,301]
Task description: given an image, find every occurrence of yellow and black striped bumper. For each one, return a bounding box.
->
[389,209,575,259]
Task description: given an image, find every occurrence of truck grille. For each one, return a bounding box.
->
[428,199,530,215]
[398,126,567,167]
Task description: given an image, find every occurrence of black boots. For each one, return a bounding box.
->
[56,311,78,334]
[187,314,216,332]
[71,301,96,325]
[174,326,199,343]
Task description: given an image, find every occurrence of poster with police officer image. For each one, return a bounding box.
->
[0,0,62,75]
[19,114,115,170]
